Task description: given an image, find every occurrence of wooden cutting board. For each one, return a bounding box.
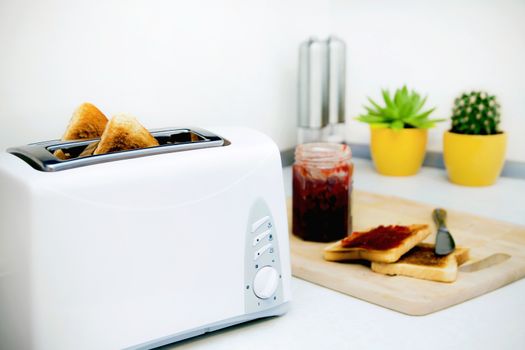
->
[289,190,525,316]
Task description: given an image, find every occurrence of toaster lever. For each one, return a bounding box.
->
[251,216,270,233]
[253,229,272,246]
[254,243,273,260]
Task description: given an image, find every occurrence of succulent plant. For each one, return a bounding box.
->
[451,91,501,135]
[356,85,444,130]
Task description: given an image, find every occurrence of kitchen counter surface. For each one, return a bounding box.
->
[171,158,525,350]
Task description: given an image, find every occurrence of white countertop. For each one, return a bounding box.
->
[171,158,525,350]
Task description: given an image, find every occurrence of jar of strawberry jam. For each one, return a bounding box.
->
[292,143,353,242]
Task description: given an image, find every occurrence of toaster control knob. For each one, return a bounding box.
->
[253,266,279,299]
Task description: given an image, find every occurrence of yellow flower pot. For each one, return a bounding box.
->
[370,127,428,176]
[443,131,507,186]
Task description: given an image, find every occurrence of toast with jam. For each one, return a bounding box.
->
[323,224,430,263]
[371,243,469,283]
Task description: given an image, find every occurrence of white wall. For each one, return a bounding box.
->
[1,0,524,161]
[334,0,525,162]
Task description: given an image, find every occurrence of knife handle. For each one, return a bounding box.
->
[432,208,447,228]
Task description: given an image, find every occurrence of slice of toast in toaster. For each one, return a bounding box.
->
[62,102,108,140]
[55,102,108,159]
[371,243,470,283]
[323,224,430,263]
[78,141,100,158]
[93,113,159,155]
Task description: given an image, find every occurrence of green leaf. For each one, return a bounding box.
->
[396,86,412,117]
[393,87,403,107]
[405,116,445,129]
[414,95,428,114]
[366,97,384,112]
[405,93,420,117]
[381,89,394,110]
[411,107,436,120]
[399,97,413,118]
[391,120,404,130]
[386,106,399,119]
[427,118,446,123]
[410,120,439,129]
[355,115,387,124]
[364,106,383,117]
[406,120,427,128]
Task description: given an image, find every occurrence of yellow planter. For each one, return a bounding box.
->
[370,127,428,176]
[443,131,507,186]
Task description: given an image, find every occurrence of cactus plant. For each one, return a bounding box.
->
[451,91,501,135]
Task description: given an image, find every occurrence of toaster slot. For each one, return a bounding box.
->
[46,140,99,159]
[8,127,227,172]
[154,129,204,144]
[46,129,205,158]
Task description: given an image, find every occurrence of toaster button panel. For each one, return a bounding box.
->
[251,216,270,233]
[253,229,271,246]
[245,198,283,314]
[254,243,272,260]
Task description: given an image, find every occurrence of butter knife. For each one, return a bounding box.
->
[432,208,456,255]
[459,253,510,272]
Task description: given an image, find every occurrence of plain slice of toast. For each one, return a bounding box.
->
[55,102,108,159]
[93,113,159,155]
[371,243,470,283]
[62,102,108,140]
[324,224,430,263]
[78,141,99,158]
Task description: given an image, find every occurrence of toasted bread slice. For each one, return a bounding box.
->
[78,141,99,158]
[54,102,108,160]
[323,224,430,263]
[62,102,108,140]
[54,149,69,160]
[93,114,159,155]
[371,243,470,283]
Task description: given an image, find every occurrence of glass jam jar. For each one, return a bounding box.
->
[292,143,353,242]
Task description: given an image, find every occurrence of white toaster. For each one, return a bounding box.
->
[0,127,292,350]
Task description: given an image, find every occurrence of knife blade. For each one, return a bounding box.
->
[459,253,511,273]
[432,208,456,255]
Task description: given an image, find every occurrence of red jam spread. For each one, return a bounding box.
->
[292,161,353,242]
[341,225,413,250]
